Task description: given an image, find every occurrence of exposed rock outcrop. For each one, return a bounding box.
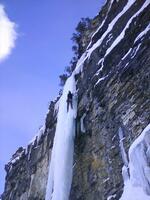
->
[1,0,150,199]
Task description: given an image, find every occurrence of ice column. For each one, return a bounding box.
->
[45,74,77,200]
[120,124,150,200]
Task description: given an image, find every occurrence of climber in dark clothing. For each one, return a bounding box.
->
[67,91,73,112]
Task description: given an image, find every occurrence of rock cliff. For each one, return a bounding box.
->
[1,0,150,199]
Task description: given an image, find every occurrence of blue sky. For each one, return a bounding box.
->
[0,0,104,194]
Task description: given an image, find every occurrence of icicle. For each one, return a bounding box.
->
[118,127,128,167]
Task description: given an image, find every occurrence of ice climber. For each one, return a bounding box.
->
[67,91,73,112]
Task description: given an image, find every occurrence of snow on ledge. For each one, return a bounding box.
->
[107,194,116,200]
[87,0,137,59]
[98,0,150,66]
[87,0,115,50]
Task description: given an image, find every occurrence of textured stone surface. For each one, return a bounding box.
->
[70,0,150,199]
[1,0,150,199]
[1,102,57,200]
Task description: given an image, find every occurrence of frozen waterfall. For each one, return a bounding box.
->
[120,124,150,200]
[45,49,86,200]
[45,74,77,200]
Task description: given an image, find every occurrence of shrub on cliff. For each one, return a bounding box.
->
[59,17,91,87]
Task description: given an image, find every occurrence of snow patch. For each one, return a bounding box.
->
[103,0,150,59]
[103,177,110,183]
[94,74,108,87]
[80,113,86,133]
[87,0,114,49]
[135,23,150,43]
[106,33,113,45]
[28,125,45,145]
[74,52,88,74]
[87,0,137,59]
[112,134,117,141]
[107,194,116,200]
[118,127,128,167]
[121,23,150,62]
[130,43,141,59]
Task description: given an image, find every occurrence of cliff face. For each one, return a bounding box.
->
[1,102,57,200]
[1,0,150,200]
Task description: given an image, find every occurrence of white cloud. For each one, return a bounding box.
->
[0,4,17,62]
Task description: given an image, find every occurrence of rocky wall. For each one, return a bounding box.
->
[1,0,150,200]
[70,0,150,199]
